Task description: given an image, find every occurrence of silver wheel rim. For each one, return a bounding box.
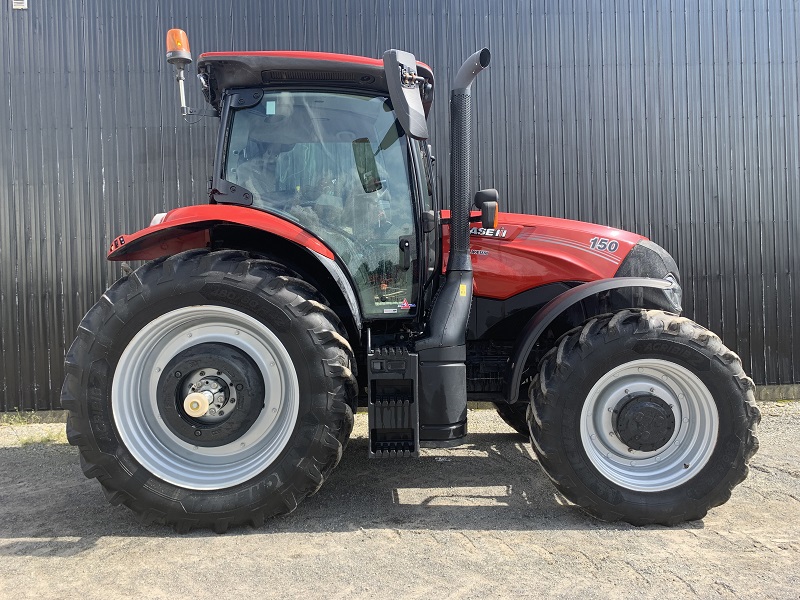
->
[580,358,718,492]
[112,305,299,490]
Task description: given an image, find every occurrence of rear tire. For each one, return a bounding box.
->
[527,309,760,525]
[61,249,356,532]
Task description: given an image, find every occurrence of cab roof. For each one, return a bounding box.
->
[196,51,434,114]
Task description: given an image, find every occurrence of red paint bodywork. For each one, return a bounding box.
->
[109,206,645,302]
[107,205,335,262]
[451,211,645,300]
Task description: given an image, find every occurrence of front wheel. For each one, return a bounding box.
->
[493,401,530,437]
[61,250,356,532]
[528,309,760,525]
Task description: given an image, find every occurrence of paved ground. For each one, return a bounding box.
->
[0,402,798,599]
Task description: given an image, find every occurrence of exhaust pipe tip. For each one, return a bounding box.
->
[478,48,491,69]
[453,48,491,91]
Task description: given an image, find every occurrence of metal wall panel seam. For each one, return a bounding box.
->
[1,2,15,410]
[767,0,793,381]
[784,1,800,382]
[712,0,734,350]
[752,1,770,382]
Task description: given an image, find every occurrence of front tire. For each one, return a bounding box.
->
[528,309,760,525]
[493,401,530,437]
[61,250,356,532]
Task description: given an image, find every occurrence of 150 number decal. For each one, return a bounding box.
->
[589,237,619,252]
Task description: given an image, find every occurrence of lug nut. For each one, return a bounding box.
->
[194,430,202,437]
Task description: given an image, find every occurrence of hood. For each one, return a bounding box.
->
[442,212,647,300]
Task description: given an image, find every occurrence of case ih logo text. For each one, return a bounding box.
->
[470,226,507,238]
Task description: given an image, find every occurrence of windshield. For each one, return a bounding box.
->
[224,91,418,319]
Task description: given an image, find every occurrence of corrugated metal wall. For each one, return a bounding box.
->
[1,0,798,410]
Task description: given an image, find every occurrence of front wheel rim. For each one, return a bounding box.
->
[580,358,718,493]
[112,305,299,490]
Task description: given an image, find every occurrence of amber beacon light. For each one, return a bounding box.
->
[166,28,192,65]
[166,28,195,116]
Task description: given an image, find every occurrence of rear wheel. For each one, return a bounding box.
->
[61,249,356,532]
[528,309,760,525]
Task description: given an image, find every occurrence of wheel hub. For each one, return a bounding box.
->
[612,392,676,452]
[184,391,211,417]
[156,342,264,448]
[180,368,238,424]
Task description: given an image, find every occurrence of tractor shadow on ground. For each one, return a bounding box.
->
[0,431,705,551]
[289,433,647,534]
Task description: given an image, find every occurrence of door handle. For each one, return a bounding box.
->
[399,236,412,271]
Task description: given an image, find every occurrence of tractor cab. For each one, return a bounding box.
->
[198,52,438,323]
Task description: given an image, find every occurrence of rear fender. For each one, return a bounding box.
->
[107,205,362,332]
[504,277,682,403]
[107,205,334,261]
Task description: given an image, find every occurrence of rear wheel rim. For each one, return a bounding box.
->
[580,358,718,492]
[112,305,299,490]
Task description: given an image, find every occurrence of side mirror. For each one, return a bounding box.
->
[352,138,383,193]
[474,189,499,229]
[383,50,429,140]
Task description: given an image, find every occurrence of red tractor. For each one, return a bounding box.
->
[61,30,760,532]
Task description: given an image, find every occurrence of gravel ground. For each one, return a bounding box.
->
[0,402,798,599]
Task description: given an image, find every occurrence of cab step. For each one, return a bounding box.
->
[367,347,419,458]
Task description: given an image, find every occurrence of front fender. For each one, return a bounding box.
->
[504,276,682,403]
[107,205,335,261]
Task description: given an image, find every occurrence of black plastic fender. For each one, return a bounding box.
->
[504,277,681,403]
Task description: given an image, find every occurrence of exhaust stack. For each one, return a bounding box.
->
[448,48,492,271]
[415,49,490,445]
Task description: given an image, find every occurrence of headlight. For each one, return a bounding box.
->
[616,240,683,313]
[663,272,683,314]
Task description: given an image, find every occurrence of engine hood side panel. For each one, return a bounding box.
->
[444,212,646,300]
